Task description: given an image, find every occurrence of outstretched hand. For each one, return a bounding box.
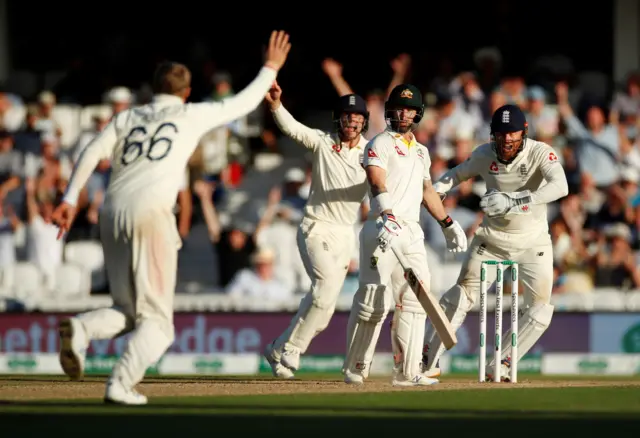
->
[265,80,282,110]
[264,30,291,72]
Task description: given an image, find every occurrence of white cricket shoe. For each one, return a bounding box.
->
[58,317,88,381]
[280,346,300,371]
[392,368,439,387]
[420,359,441,378]
[104,377,148,405]
[343,370,364,385]
[263,342,295,379]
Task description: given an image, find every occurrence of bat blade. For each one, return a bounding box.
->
[404,267,458,350]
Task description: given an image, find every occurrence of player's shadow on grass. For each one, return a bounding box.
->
[0,412,638,436]
[2,400,640,421]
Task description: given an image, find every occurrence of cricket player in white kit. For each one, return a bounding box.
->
[421,104,569,381]
[343,84,468,387]
[52,31,292,405]
[262,82,370,378]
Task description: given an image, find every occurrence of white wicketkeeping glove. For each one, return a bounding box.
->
[480,190,533,218]
[441,219,468,253]
[377,213,402,252]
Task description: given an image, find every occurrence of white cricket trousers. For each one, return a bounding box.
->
[273,217,355,354]
[75,209,180,389]
[344,218,431,379]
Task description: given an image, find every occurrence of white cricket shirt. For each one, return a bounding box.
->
[63,67,278,218]
[272,105,368,226]
[434,138,568,250]
[363,130,431,223]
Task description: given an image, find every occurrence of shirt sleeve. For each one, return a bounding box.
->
[62,118,118,206]
[433,146,484,193]
[271,105,323,151]
[422,148,432,181]
[191,67,277,136]
[363,135,390,171]
[531,146,569,205]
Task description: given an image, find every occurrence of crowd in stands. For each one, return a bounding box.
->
[0,46,639,310]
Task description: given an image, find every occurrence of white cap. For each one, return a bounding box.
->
[252,247,276,264]
[284,168,305,183]
[108,87,132,104]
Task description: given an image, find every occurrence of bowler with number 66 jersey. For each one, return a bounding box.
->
[421,104,569,381]
[51,30,292,405]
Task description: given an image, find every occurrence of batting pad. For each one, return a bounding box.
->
[391,309,426,379]
[423,284,469,371]
[490,302,554,367]
[343,284,388,378]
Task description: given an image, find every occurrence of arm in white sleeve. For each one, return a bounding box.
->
[271,104,322,150]
[62,119,118,206]
[196,67,277,130]
[433,156,479,194]
[530,159,569,205]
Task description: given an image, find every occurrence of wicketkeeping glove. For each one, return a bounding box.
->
[480,190,533,218]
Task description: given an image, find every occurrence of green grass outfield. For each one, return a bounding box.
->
[1,374,640,434]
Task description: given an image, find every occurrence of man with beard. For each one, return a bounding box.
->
[343,84,468,387]
[421,104,568,381]
[263,81,372,379]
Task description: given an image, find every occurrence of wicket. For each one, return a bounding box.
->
[478,260,518,383]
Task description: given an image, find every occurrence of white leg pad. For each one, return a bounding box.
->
[391,307,426,379]
[343,284,388,378]
[422,284,470,371]
[490,303,554,368]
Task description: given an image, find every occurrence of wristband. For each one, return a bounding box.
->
[374,192,392,213]
[438,215,453,228]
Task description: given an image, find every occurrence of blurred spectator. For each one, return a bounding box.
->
[226,247,293,301]
[590,224,640,290]
[107,87,132,115]
[0,203,20,268]
[24,178,63,286]
[524,86,559,142]
[34,91,62,138]
[556,82,620,188]
[0,91,24,132]
[610,72,640,125]
[12,105,43,155]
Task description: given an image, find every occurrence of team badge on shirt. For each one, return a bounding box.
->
[489,161,499,175]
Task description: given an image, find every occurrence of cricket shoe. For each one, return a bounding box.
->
[280,346,301,371]
[58,317,88,381]
[343,369,364,385]
[486,356,512,382]
[420,358,441,379]
[392,367,439,387]
[263,341,295,379]
[104,377,148,405]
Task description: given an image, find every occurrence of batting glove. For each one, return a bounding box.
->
[377,213,402,252]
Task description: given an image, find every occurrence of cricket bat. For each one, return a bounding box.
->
[391,244,458,350]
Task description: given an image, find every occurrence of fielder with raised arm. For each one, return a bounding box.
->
[421,104,569,381]
[343,84,468,387]
[262,81,370,378]
[51,31,292,405]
